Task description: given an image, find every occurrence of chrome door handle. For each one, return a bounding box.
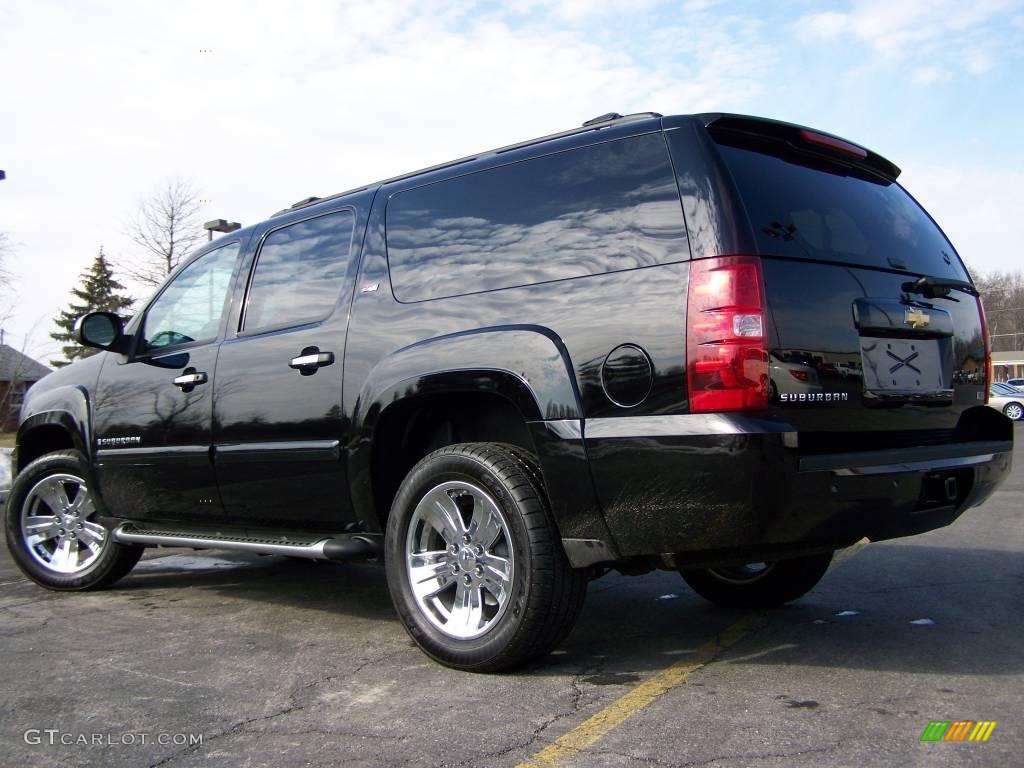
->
[173,371,208,391]
[289,349,334,375]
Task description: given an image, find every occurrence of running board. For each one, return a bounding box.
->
[111,524,381,562]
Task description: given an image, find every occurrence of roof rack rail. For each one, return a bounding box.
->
[583,111,662,127]
[273,111,664,216]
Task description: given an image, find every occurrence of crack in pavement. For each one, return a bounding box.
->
[441,655,616,768]
[146,645,411,768]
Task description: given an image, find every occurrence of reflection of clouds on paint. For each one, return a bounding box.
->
[386,134,688,302]
[246,212,354,331]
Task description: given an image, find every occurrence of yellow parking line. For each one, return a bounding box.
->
[516,616,758,768]
[517,546,865,767]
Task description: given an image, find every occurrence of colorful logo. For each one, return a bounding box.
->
[920,721,997,742]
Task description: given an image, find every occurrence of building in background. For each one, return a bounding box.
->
[992,351,1024,384]
[0,344,51,432]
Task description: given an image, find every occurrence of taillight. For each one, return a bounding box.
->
[788,369,809,382]
[686,255,768,412]
[979,297,991,404]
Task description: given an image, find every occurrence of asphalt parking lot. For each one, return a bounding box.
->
[1,428,1021,768]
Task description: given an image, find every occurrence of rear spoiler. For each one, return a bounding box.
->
[698,113,901,181]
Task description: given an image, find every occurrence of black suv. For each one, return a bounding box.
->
[4,112,1012,671]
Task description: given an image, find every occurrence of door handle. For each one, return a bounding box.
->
[173,369,208,392]
[289,348,334,376]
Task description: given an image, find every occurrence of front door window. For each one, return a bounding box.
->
[143,243,240,351]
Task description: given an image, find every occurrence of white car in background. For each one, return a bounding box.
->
[769,352,823,401]
[0,448,11,510]
[989,383,1024,421]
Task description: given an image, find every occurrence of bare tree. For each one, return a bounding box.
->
[0,232,15,330]
[121,179,206,287]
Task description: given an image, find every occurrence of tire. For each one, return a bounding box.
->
[385,443,587,672]
[4,450,144,591]
[1003,402,1023,421]
[681,552,833,609]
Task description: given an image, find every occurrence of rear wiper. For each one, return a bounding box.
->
[901,276,979,299]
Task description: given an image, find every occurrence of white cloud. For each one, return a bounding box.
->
[964,49,995,74]
[911,66,951,85]
[800,11,849,38]
[796,0,1021,82]
[900,162,1024,276]
[681,0,724,12]
[0,0,767,358]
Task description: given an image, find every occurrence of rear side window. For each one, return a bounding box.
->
[243,210,354,333]
[386,133,688,302]
[714,141,968,280]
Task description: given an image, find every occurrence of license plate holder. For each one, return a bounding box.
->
[859,337,945,393]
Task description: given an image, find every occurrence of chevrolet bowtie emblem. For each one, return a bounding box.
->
[905,307,931,329]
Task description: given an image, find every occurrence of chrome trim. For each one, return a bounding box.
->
[173,372,208,387]
[831,452,1002,477]
[799,440,1012,475]
[585,414,795,439]
[112,525,331,559]
[289,352,334,369]
[95,446,209,464]
[215,439,341,463]
[543,419,583,440]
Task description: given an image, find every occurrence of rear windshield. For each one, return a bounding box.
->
[713,140,968,280]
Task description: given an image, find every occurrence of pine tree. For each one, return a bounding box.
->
[50,248,134,368]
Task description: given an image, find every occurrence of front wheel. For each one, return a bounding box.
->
[4,450,143,590]
[1003,402,1023,421]
[385,443,587,672]
[681,552,833,609]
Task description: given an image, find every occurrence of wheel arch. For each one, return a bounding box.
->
[16,400,91,473]
[348,326,617,561]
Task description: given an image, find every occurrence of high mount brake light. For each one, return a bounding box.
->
[686,256,768,412]
[798,129,868,160]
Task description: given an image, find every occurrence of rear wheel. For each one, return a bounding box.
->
[1003,402,1023,421]
[681,552,833,609]
[385,443,586,671]
[4,450,143,590]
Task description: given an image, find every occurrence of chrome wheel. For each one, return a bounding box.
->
[1004,403,1023,421]
[405,480,515,640]
[20,473,107,575]
[708,562,775,585]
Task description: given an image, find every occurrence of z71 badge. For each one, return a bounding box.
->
[780,392,849,403]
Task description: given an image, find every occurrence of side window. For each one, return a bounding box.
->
[243,210,355,333]
[385,133,688,303]
[142,242,240,351]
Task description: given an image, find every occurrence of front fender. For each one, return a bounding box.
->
[16,385,92,470]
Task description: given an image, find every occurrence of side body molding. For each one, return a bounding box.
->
[347,326,617,561]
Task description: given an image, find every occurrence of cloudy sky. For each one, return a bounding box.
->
[1,0,1022,360]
